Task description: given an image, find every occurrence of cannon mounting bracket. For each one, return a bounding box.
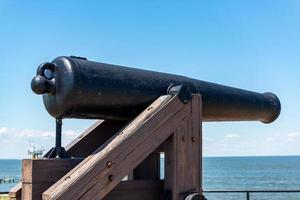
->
[43,118,70,159]
[44,147,70,159]
[167,84,193,104]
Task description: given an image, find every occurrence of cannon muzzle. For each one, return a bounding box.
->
[31,56,281,123]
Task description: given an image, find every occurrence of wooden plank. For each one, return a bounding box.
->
[9,182,22,200]
[22,182,52,200]
[22,159,82,183]
[43,94,193,200]
[164,94,202,200]
[21,158,82,200]
[103,180,163,200]
[66,120,128,158]
[192,95,202,191]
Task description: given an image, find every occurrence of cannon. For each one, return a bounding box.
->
[31,56,280,123]
[21,56,281,199]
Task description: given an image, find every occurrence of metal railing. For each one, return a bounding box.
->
[0,192,8,194]
[1,189,300,199]
[204,189,300,200]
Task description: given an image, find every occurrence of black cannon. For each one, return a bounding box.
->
[31,56,280,123]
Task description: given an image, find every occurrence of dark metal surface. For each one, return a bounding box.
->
[31,56,281,123]
[43,118,70,158]
[55,118,62,148]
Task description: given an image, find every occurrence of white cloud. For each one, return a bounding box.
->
[63,130,80,137]
[287,132,300,141]
[224,134,241,139]
[0,127,80,141]
[203,137,214,142]
[16,129,54,138]
[266,137,277,142]
[0,127,81,158]
[0,127,8,134]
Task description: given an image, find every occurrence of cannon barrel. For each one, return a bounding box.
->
[31,56,281,123]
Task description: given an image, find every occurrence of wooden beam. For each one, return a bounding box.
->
[9,182,22,200]
[21,159,82,200]
[66,120,128,158]
[164,95,202,200]
[43,94,194,200]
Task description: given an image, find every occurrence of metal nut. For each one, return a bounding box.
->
[108,174,115,181]
[106,161,112,168]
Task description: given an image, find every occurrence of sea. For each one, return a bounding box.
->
[1,156,300,200]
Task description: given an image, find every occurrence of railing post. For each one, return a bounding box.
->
[246,192,250,200]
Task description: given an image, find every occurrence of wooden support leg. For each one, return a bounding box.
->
[21,159,82,200]
[164,95,202,200]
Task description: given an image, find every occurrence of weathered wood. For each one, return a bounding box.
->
[66,120,128,158]
[22,159,83,183]
[9,182,22,200]
[103,180,163,200]
[43,94,194,200]
[22,183,52,200]
[21,159,82,200]
[164,95,202,200]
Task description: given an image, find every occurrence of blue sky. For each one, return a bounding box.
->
[0,1,299,158]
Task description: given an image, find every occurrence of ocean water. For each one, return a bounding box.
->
[1,156,300,199]
[203,156,300,200]
[0,159,21,193]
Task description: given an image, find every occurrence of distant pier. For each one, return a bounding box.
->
[0,177,15,184]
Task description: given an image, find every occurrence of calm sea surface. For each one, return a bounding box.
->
[0,159,21,193]
[1,156,300,199]
[203,156,300,199]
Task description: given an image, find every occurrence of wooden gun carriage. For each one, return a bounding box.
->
[10,57,280,200]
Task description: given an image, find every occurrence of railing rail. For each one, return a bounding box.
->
[0,191,8,194]
[204,189,300,200]
[1,189,300,199]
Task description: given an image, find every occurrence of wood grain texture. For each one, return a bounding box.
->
[43,94,196,200]
[9,182,22,200]
[164,94,202,200]
[21,159,82,200]
[22,159,82,183]
[66,120,128,158]
[22,182,52,200]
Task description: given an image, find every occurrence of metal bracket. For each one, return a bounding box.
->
[167,85,192,104]
[43,118,70,158]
